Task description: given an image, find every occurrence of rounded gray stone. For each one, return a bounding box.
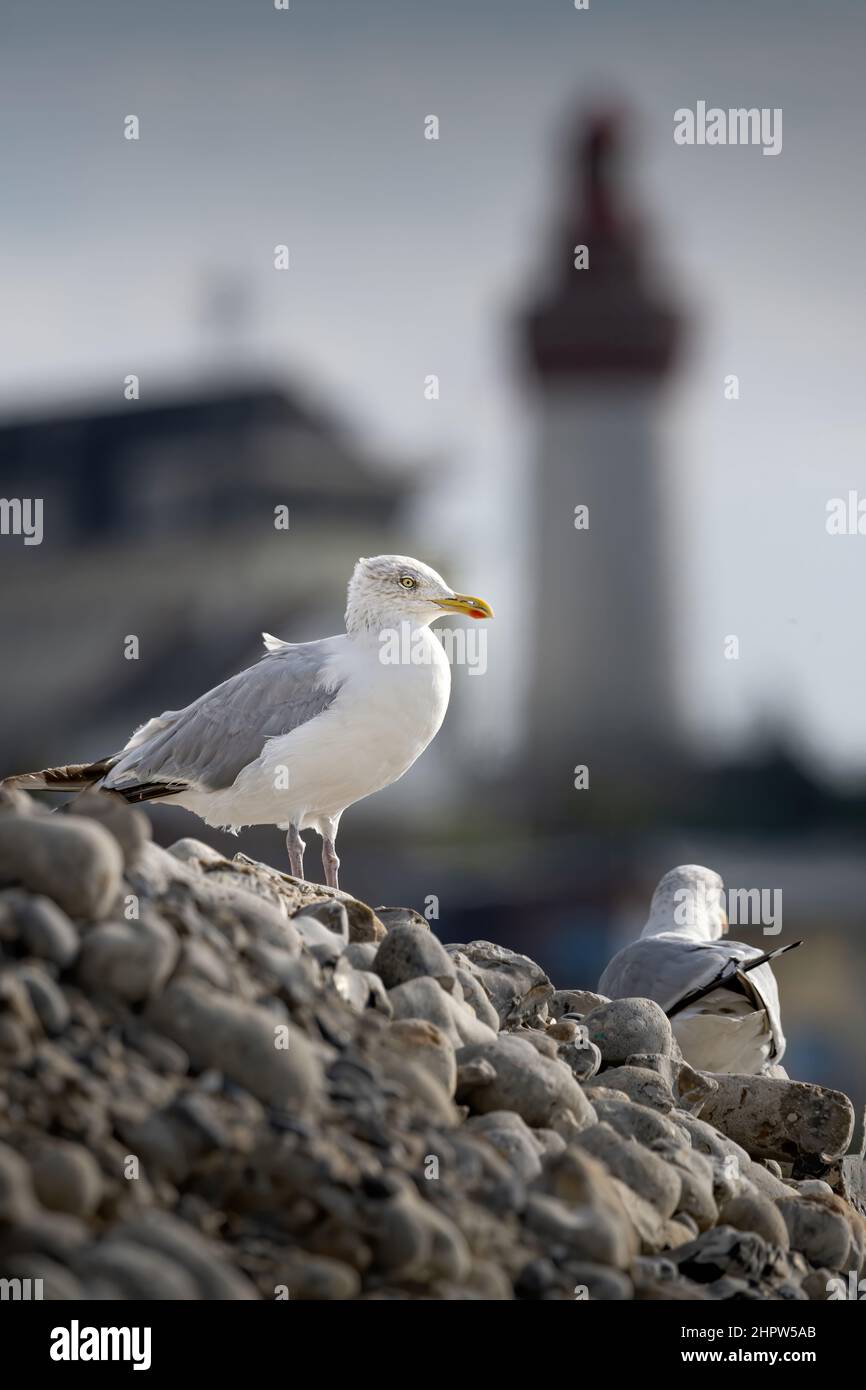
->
[8,893,80,967]
[16,964,70,1035]
[465,1110,544,1181]
[388,1018,457,1095]
[586,1065,675,1113]
[0,1141,38,1221]
[146,978,323,1111]
[373,924,457,992]
[592,1095,688,1150]
[77,916,179,1003]
[69,789,151,866]
[277,1251,361,1299]
[719,1191,790,1249]
[291,914,347,964]
[0,815,124,920]
[31,1140,103,1218]
[660,1143,719,1232]
[523,1192,632,1269]
[388,976,497,1046]
[777,1197,852,1270]
[575,1121,683,1218]
[446,941,553,1025]
[111,1211,259,1299]
[167,837,226,866]
[375,906,431,932]
[559,1037,602,1082]
[76,1240,199,1299]
[585,997,673,1066]
[699,1074,855,1164]
[345,942,378,970]
[455,968,500,1031]
[0,786,41,817]
[550,989,610,1019]
[456,1034,597,1129]
[744,1159,795,1203]
[299,898,350,941]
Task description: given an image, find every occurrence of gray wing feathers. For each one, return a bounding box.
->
[105,642,343,792]
[599,938,785,1059]
[599,940,731,1012]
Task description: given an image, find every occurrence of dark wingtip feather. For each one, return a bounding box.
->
[1,759,114,793]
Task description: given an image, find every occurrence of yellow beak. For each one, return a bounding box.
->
[432,593,494,620]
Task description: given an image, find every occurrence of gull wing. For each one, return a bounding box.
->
[598,936,786,1061]
[104,639,345,793]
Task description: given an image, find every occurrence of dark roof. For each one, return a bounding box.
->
[0,383,325,456]
[0,380,410,534]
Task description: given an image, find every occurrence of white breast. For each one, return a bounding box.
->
[179,627,452,830]
[673,989,774,1075]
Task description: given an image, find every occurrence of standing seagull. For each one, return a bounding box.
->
[3,555,493,889]
[598,864,786,1075]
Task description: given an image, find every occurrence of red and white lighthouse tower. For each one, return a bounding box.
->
[523,110,683,810]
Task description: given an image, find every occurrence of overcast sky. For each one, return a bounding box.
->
[3,0,866,778]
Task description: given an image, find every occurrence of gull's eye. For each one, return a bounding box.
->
[399,575,417,589]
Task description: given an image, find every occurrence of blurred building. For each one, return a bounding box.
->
[0,381,413,771]
[522,112,684,814]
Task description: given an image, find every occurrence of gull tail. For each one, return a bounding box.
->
[2,758,115,793]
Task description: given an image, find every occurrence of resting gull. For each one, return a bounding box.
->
[598,864,787,1076]
[3,555,493,889]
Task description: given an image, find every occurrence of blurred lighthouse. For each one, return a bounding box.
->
[522,110,684,814]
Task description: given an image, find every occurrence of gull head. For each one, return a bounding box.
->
[345,554,494,633]
[642,863,728,942]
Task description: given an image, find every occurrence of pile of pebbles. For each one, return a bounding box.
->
[0,786,863,1300]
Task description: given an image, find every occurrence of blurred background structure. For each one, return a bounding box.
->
[523,111,682,810]
[0,382,413,765]
[2,0,866,1112]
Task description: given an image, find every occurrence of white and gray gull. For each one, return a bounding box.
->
[3,555,493,889]
[598,864,787,1076]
